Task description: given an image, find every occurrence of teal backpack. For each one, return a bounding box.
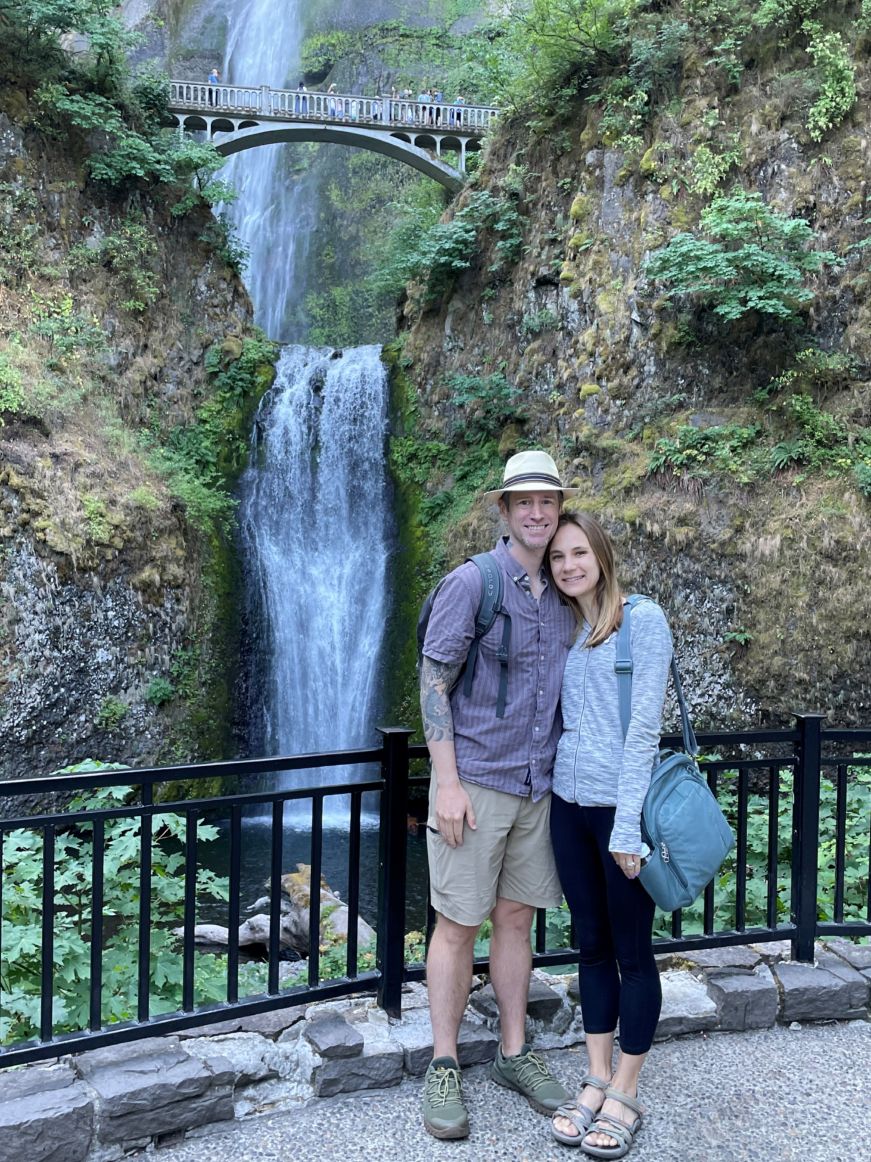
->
[417,552,512,717]
[616,595,735,912]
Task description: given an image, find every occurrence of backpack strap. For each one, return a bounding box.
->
[461,552,512,718]
[615,595,698,756]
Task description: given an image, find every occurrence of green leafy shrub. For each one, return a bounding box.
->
[145,677,175,707]
[648,423,762,483]
[647,345,868,494]
[803,22,857,142]
[595,76,649,152]
[688,137,742,196]
[0,0,115,92]
[444,371,526,441]
[28,292,106,358]
[0,184,42,285]
[198,216,250,277]
[520,308,559,337]
[853,463,871,498]
[94,696,127,731]
[82,494,113,542]
[0,786,235,1041]
[645,189,841,322]
[0,353,26,418]
[753,346,859,402]
[169,140,237,217]
[69,218,159,312]
[754,0,826,32]
[380,191,525,304]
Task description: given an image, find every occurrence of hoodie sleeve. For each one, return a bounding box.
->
[609,601,673,855]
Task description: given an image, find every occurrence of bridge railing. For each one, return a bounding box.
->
[0,715,868,1068]
[168,80,498,133]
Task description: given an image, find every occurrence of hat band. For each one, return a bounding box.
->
[501,472,564,490]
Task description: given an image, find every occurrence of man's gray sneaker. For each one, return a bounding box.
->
[423,1056,469,1139]
[491,1042,569,1113]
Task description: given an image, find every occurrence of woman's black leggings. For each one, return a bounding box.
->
[550,797,661,1055]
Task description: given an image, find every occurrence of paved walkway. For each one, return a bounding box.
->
[150,1020,870,1162]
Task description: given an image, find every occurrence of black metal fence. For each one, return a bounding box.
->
[0,714,868,1069]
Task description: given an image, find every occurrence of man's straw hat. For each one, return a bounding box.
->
[483,450,577,500]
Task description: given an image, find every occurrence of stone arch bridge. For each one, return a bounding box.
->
[167,81,499,193]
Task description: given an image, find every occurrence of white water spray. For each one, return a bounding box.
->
[238,345,391,771]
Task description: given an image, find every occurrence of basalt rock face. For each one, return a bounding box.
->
[397,45,871,730]
[0,105,263,786]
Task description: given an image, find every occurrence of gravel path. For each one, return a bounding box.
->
[148,1020,871,1162]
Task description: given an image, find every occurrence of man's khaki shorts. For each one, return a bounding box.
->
[426,776,562,927]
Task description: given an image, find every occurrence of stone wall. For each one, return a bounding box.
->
[0,939,867,1161]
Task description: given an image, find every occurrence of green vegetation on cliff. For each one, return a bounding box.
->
[394,0,871,726]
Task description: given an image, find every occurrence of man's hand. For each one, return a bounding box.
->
[435,781,477,847]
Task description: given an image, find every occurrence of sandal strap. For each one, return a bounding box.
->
[581,1074,611,1091]
[553,1103,595,1133]
[603,1087,644,1118]
[587,1113,636,1146]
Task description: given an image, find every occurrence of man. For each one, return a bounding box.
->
[420,449,578,1140]
[207,67,219,107]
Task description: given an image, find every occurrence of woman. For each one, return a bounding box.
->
[547,512,672,1158]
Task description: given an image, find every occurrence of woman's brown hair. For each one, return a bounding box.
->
[549,512,624,648]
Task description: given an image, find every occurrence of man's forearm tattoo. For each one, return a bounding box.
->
[420,656,463,743]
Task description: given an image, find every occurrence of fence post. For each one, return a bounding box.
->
[376,726,412,1018]
[791,713,824,962]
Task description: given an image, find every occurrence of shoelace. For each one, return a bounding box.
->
[427,1067,462,1107]
[512,1051,552,1091]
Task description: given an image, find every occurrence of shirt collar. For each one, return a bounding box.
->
[494,535,550,589]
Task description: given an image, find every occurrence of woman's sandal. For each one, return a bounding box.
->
[579,1087,644,1159]
[550,1075,611,1147]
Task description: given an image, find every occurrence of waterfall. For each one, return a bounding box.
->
[238,345,391,778]
[220,0,317,340]
[175,1,396,792]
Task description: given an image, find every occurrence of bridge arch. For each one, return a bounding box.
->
[224,124,465,192]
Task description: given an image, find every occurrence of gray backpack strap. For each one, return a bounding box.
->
[615,595,698,756]
[461,552,511,718]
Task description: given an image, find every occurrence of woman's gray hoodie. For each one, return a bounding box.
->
[552,599,673,854]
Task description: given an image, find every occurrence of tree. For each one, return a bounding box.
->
[0,0,113,88]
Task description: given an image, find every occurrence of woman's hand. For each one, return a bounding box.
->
[612,851,642,880]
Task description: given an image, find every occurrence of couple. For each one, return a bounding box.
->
[420,450,672,1157]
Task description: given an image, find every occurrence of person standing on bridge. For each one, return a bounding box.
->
[419,450,577,1142]
[207,67,219,106]
[327,83,337,118]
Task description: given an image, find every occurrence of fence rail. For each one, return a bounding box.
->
[0,714,869,1069]
[167,80,499,134]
